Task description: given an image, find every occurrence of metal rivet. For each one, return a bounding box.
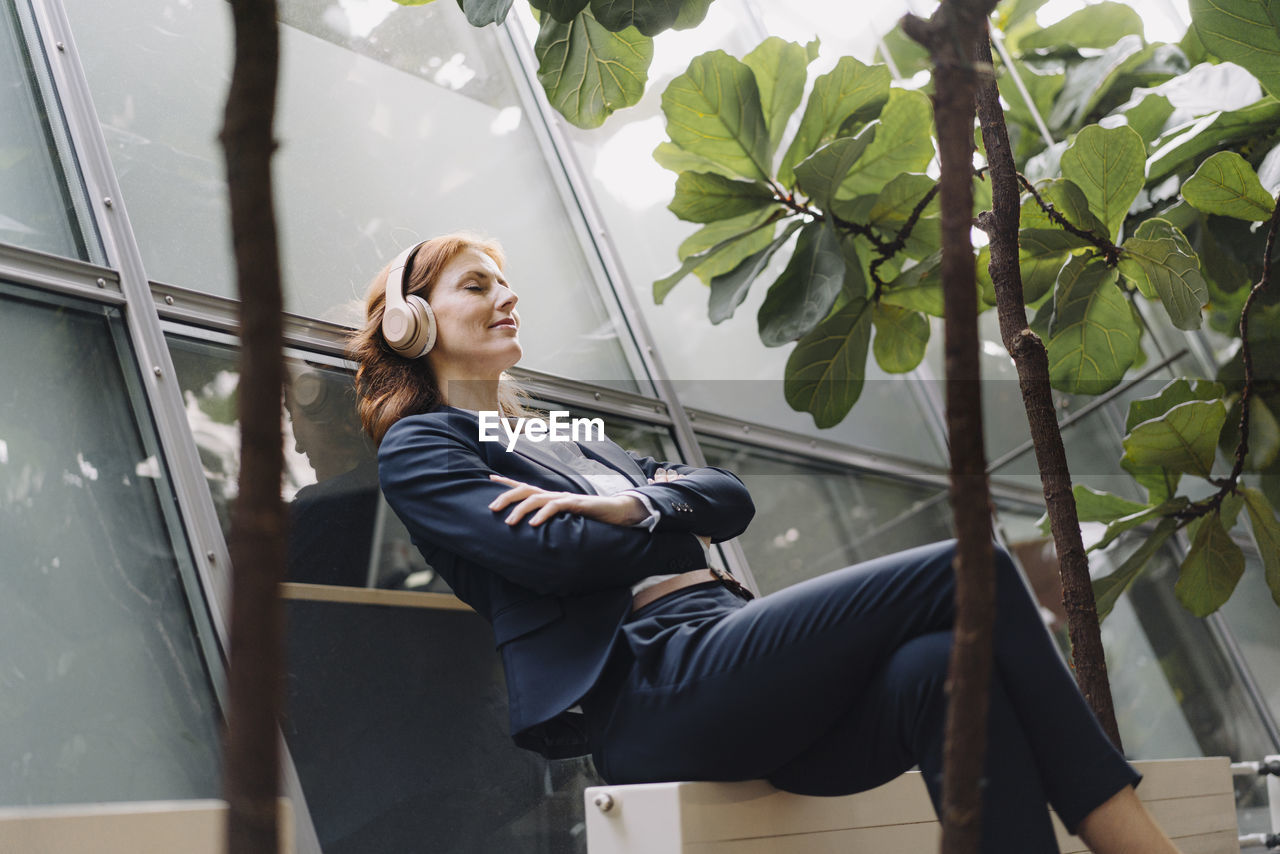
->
[56,41,65,51]
[593,792,615,813]
[103,197,113,208]
[206,551,216,563]
[164,295,175,305]
[741,424,751,433]
[96,278,106,288]
[153,366,163,377]
[688,412,696,420]
[593,392,601,400]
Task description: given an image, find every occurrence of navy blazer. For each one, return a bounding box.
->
[377,404,755,757]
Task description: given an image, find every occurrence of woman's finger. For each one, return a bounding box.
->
[504,491,569,525]
[488,481,540,511]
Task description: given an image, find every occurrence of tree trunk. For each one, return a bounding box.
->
[973,34,1122,749]
[220,0,285,851]
[902,4,1000,852]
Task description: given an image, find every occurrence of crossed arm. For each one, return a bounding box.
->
[378,415,753,596]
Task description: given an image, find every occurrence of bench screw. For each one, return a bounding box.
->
[593,792,615,814]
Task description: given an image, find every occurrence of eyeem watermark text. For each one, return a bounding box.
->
[479,411,605,451]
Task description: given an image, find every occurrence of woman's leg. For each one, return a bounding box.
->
[587,540,1136,839]
[768,632,1060,853]
[1077,787,1182,854]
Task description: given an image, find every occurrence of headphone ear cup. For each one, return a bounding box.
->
[405,294,436,357]
[382,293,435,358]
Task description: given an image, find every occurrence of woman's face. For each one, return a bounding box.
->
[424,247,522,380]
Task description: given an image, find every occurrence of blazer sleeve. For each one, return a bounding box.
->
[620,449,755,544]
[378,415,708,597]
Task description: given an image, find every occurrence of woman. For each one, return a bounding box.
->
[349,233,1182,853]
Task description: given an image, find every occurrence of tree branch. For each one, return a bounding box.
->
[974,35,1122,749]
[904,4,1000,853]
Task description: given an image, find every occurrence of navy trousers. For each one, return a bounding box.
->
[580,540,1139,853]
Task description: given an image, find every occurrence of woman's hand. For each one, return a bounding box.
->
[489,470,712,548]
[489,475,649,528]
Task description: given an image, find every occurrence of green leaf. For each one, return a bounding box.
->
[590,0,684,36]
[653,212,780,302]
[672,0,713,28]
[1241,487,1280,606]
[653,141,738,180]
[456,0,515,25]
[1049,36,1152,132]
[758,221,847,346]
[1109,92,1175,146]
[793,130,876,212]
[1092,517,1179,621]
[1059,124,1146,240]
[881,252,945,316]
[871,303,930,373]
[1176,509,1245,616]
[1182,151,1277,221]
[1190,0,1280,101]
[1091,497,1190,552]
[743,37,814,157]
[778,57,891,188]
[669,172,776,223]
[528,0,590,23]
[1148,98,1280,182]
[1123,399,1229,477]
[1073,484,1152,523]
[1118,219,1208,330]
[868,173,938,227]
[1020,178,1110,250]
[1246,396,1280,468]
[1046,254,1140,394]
[1017,232,1071,305]
[708,220,803,323]
[784,296,875,428]
[1121,454,1181,505]
[875,24,931,78]
[1020,1,1144,50]
[838,90,935,198]
[677,207,774,277]
[535,9,652,129]
[1125,377,1227,433]
[662,50,772,181]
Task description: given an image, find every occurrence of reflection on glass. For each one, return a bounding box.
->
[64,0,637,385]
[700,437,952,593]
[0,0,87,258]
[0,288,220,804]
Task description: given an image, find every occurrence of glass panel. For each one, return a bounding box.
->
[1000,507,1276,764]
[0,0,89,258]
[547,1,945,462]
[63,0,638,386]
[166,330,697,851]
[0,286,221,804]
[699,437,952,593]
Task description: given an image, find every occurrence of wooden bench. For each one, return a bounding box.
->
[585,758,1237,853]
[0,799,294,854]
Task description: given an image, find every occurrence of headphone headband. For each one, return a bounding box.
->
[381,241,436,358]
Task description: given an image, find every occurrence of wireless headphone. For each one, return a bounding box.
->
[381,242,437,358]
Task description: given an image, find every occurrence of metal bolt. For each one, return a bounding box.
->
[206,551,216,563]
[688,411,696,420]
[103,197,113,208]
[592,792,615,813]
[593,392,601,400]
[164,295,175,305]
[741,424,751,433]
[95,278,106,288]
[153,366,162,377]
[55,41,65,51]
